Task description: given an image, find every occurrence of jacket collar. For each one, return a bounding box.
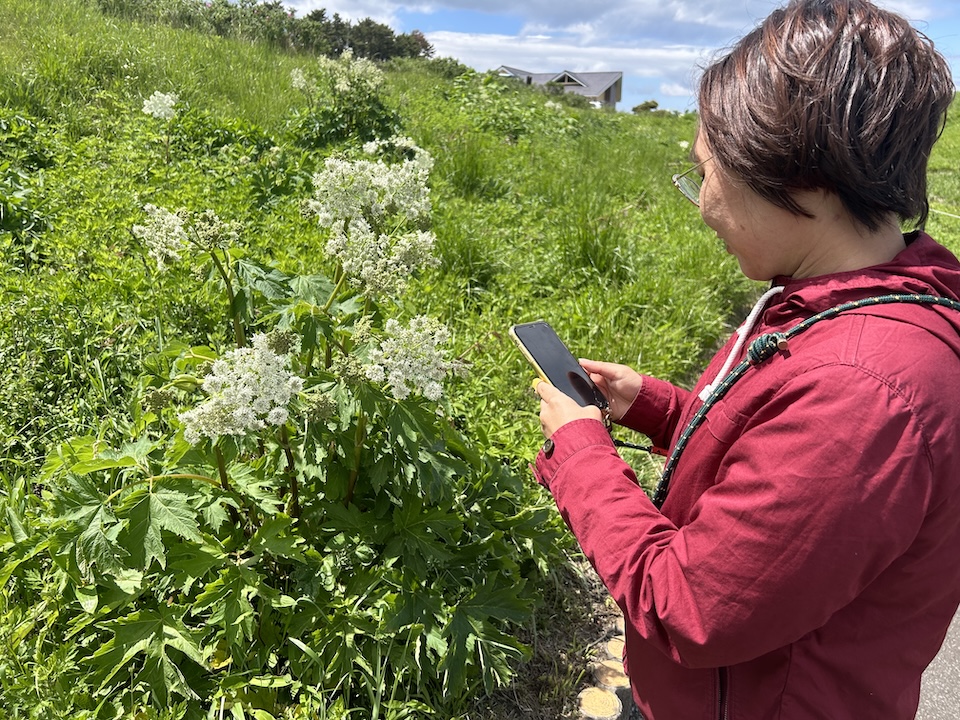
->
[764,232,960,325]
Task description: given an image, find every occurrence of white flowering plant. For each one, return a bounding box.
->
[142,90,179,121]
[288,49,399,148]
[142,90,180,163]
[18,134,562,718]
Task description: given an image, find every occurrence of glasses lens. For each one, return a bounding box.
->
[672,173,701,206]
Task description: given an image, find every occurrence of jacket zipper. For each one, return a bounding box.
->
[717,667,730,720]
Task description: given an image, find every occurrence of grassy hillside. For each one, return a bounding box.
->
[2,1,959,719]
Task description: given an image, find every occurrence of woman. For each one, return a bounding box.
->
[532,1,960,718]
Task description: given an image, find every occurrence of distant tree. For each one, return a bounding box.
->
[327,12,351,56]
[424,56,472,79]
[395,29,434,58]
[349,18,398,59]
[632,99,659,113]
[293,17,332,55]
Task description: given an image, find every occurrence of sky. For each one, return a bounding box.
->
[281,0,960,113]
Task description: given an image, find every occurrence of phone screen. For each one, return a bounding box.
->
[510,321,608,410]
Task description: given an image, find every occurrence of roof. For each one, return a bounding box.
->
[496,66,623,101]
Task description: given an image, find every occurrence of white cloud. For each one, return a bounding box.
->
[660,81,692,97]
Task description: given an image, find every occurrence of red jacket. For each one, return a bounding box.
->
[534,233,960,719]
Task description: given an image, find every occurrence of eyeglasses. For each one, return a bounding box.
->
[672,157,711,207]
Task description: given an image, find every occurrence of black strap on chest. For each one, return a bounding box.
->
[651,293,960,509]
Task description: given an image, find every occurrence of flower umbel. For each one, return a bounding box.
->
[179,333,304,443]
[131,204,189,271]
[365,316,462,401]
[142,91,179,120]
[305,138,438,298]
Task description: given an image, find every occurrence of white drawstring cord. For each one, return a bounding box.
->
[697,285,786,402]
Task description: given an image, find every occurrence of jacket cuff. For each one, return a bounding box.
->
[618,375,677,437]
[534,418,616,489]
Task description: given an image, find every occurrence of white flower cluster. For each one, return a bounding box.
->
[290,67,315,94]
[142,91,179,121]
[131,204,189,271]
[179,333,304,444]
[306,139,438,298]
[365,316,462,401]
[315,49,383,98]
[325,223,438,298]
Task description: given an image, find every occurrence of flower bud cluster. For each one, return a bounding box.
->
[132,204,190,271]
[365,316,462,401]
[191,209,238,250]
[179,333,304,443]
[142,91,179,121]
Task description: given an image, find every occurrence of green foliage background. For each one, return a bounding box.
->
[2,0,960,718]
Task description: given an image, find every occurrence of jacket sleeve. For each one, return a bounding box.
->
[534,363,934,669]
[615,374,691,446]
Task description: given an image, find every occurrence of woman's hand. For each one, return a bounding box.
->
[578,359,643,422]
[535,380,602,438]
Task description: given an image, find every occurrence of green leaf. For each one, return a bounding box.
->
[247,515,304,561]
[192,565,261,648]
[123,484,202,570]
[288,273,336,305]
[167,540,228,594]
[76,503,128,577]
[91,606,205,703]
[386,498,458,576]
[235,258,290,300]
[0,535,52,588]
[69,437,159,475]
[75,584,99,613]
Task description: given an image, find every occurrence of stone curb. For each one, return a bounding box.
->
[576,615,638,720]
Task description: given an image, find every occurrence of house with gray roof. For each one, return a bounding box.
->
[496,66,623,109]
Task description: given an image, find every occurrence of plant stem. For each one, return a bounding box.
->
[215,445,245,529]
[208,248,246,347]
[322,272,347,314]
[214,446,231,492]
[344,412,367,506]
[279,426,300,517]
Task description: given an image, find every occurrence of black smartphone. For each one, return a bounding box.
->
[509,320,609,410]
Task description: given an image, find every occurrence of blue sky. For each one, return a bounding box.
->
[283,0,960,113]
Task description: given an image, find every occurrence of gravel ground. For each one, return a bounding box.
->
[918,612,960,719]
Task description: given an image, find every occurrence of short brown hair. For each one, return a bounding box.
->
[698,0,955,231]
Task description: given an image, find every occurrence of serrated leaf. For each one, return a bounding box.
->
[192,566,260,647]
[124,485,202,570]
[123,489,165,570]
[235,258,290,300]
[247,515,304,561]
[288,273,335,305]
[167,541,227,594]
[149,486,203,541]
[76,504,128,577]
[388,498,458,576]
[91,606,205,703]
